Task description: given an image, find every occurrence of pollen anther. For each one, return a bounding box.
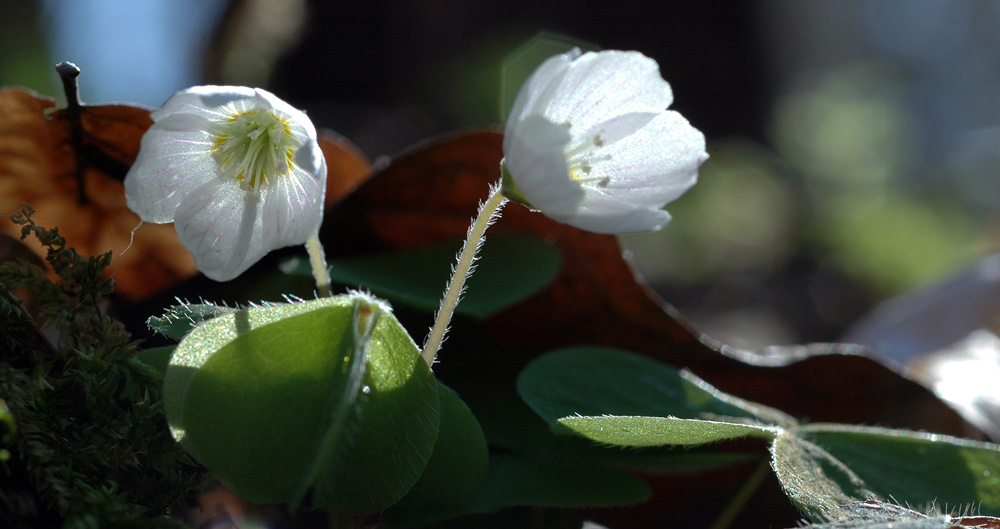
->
[211,110,296,191]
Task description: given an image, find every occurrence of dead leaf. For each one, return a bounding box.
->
[954,516,1000,529]
[0,87,194,300]
[317,129,372,207]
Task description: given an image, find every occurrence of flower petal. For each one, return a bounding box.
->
[542,51,674,136]
[568,195,673,234]
[169,86,256,110]
[172,177,262,281]
[502,114,585,218]
[256,158,326,252]
[506,49,580,124]
[124,124,217,223]
[584,111,659,147]
[152,86,255,125]
[587,110,707,206]
[125,86,269,223]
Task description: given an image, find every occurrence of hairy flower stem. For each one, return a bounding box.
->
[422,184,508,367]
[306,234,332,297]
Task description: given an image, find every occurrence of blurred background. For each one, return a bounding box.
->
[6,0,1000,355]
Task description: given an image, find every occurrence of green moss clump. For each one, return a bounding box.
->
[1,204,205,529]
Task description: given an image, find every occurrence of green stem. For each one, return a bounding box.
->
[707,460,771,529]
[421,183,508,367]
[305,233,331,297]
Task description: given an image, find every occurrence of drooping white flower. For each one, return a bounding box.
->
[501,49,708,234]
[125,86,327,281]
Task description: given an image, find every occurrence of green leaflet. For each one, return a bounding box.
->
[775,424,1000,521]
[556,415,777,447]
[517,346,793,449]
[163,293,440,515]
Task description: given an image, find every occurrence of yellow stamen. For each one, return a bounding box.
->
[211,110,296,192]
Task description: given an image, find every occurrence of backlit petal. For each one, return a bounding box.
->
[173,177,259,281]
[125,124,216,223]
[569,194,673,234]
[502,114,584,219]
[507,49,579,124]
[542,51,673,137]
[587,110,707,204]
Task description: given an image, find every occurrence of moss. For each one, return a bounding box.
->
[1,204,204,529]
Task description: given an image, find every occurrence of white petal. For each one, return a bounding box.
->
[256,164,325,252]
[502,114,585,218]
[587,110,707,206]
[125,87,265,223]
[544,51,673,137]
[582,111,659,147]
[506,49,580,125]
[285,114,326,179]
[292,134,326,182]
[171,156,325,282]
[173,177,266,281]
[254,88,308,126]
[124,125,216,223]
[568,196,673,234]
[153,86,255,123]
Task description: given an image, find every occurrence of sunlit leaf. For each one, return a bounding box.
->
[556,416,776,447]
[465,374,762,471]
[163,294,440,514]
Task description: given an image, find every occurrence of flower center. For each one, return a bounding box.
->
[565,131,610,187]
[211,110,296,192]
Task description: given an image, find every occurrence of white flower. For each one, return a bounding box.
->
[501,49,708,234]
[125,86,327,281]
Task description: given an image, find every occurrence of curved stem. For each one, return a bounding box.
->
[707,460,771,529]
[305,234,332,297]
[421,183,508,367]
